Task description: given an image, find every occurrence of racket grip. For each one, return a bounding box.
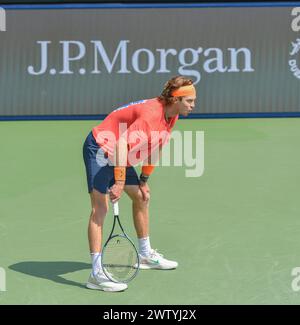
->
[113,202,119,216]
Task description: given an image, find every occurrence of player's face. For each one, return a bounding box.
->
[177,96,196,116]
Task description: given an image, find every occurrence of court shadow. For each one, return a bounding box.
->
[9,261,90,289]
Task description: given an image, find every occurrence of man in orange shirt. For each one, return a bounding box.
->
[83,76,196,292]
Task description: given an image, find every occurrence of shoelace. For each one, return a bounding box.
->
[150,249,164,259]
[94,269,114,280]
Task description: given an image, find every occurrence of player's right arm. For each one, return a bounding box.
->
[109,117,151,203]
[109,134,128,203]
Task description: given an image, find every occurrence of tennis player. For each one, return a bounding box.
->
[83,76,196,292]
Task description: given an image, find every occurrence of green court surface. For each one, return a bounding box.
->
[1,118,300,305]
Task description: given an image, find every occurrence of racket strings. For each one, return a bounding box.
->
[102,236,139,282]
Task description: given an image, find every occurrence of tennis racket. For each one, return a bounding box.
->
[101,201,140,283]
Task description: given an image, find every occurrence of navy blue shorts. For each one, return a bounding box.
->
[83,132,140,194]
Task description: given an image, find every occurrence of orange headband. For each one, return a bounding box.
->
[171,85,196,97]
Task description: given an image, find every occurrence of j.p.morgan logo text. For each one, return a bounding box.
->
[27,40,254,84]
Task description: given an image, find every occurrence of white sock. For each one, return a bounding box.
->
[138,237,152,257]
[90,252,102,276]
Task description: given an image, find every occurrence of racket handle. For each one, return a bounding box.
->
[113,202,119,216]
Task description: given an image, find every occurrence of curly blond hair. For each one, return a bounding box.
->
[158,76,194,105]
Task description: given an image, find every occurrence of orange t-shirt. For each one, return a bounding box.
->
[92,98,178,166]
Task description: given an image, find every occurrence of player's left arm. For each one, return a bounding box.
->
[139,145,162,201]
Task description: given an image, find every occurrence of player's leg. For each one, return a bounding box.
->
[124,184,150,239]
[124,177,178,270]
[123,167,151,249]
[86,189,127,292]
[88,189,108,264]
[83,132,127,291]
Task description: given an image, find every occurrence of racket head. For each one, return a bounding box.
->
[101,234,140,283]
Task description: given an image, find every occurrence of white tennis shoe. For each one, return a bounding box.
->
[86,271,128,292]
[138,249,178,270]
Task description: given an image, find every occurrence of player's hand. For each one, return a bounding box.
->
[139,182,150,202]
[109,181,125,203]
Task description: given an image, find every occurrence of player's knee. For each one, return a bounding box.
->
[133,191,150,207]
[90,204,108,221]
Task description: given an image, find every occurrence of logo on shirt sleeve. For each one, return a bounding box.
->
[113,100,147,112]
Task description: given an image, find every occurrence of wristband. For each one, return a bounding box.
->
[141,165,155,176]
[114,167,126,182]
[140,174,149,183]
